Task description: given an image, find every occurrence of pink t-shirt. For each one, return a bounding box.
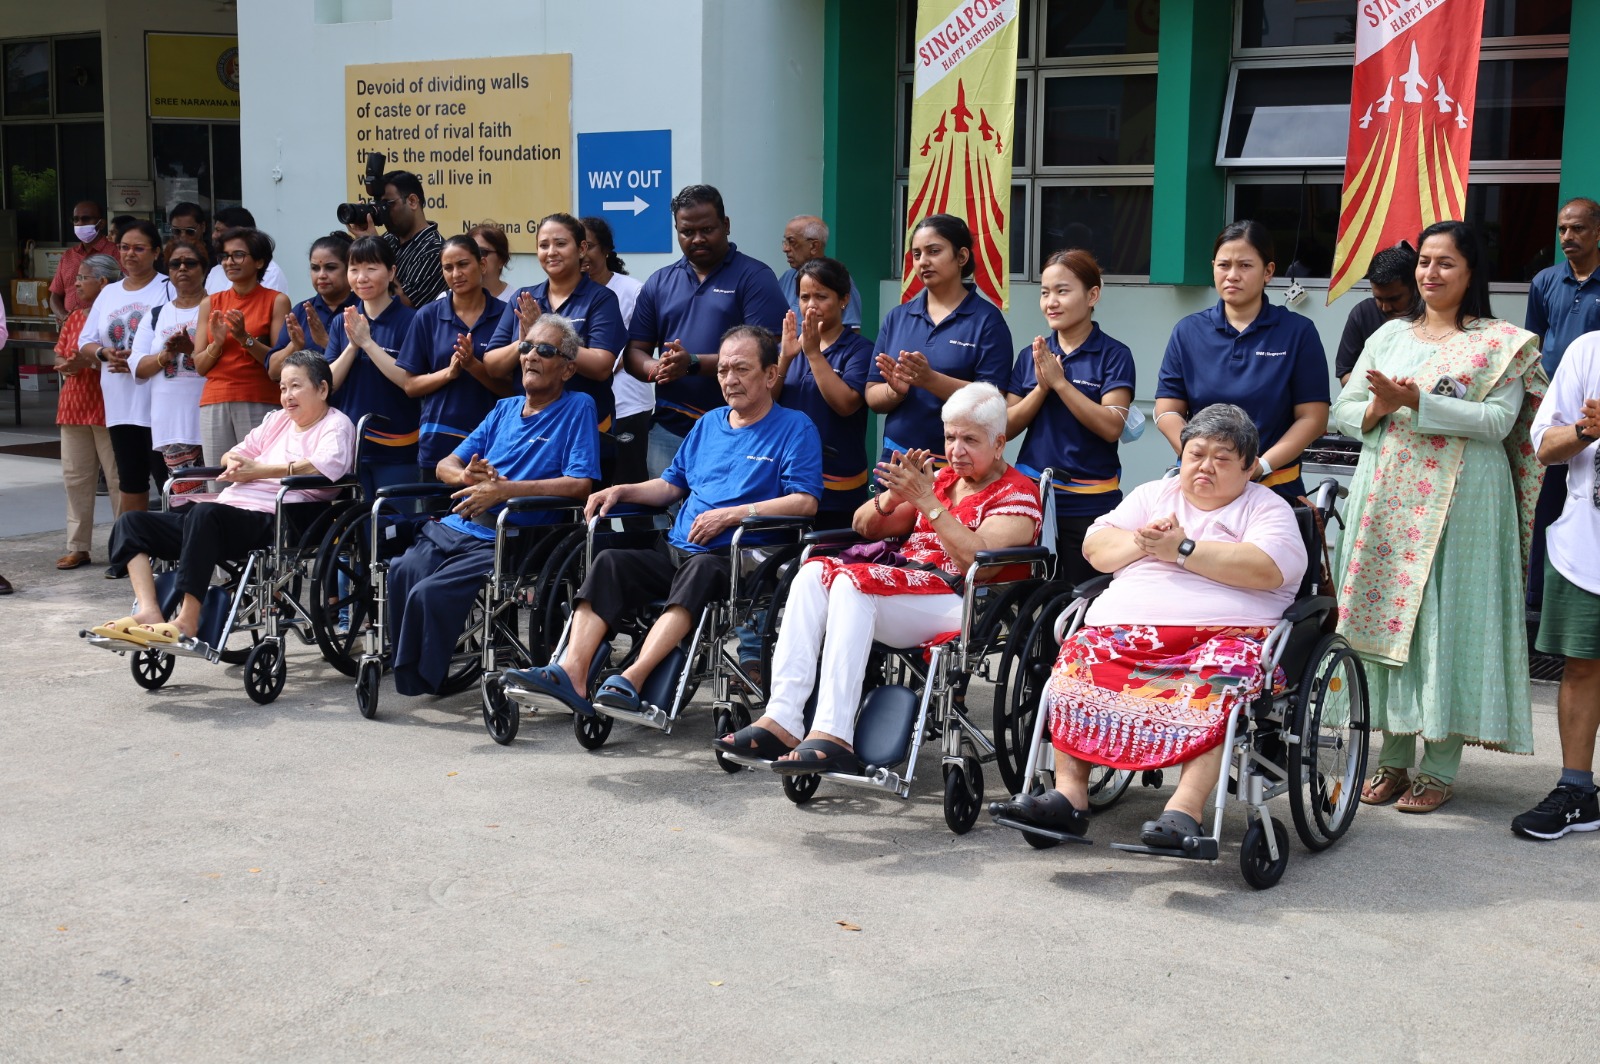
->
[1082,478,1308,627]
[217,407,357,514]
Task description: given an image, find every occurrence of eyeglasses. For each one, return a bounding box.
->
[167,258,203,270]
[525,342,566,360]
[118,244,153,254]
[168,225,202,238]
[220,250,253,263]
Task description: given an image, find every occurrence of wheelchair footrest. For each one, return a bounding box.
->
[595,702,671,731]
[1109,837,1220,861]
[718,750,775,770]
[79,631,221,663]
[991,816,1094,845]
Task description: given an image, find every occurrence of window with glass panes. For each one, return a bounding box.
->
[0,35,105,246]
[1223,0,1569,286]
[895,0,1160,281]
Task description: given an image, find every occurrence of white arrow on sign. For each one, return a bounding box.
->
[602,195,650,216]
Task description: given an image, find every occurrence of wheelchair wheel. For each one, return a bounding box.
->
[992,584,1075,796]
[523,528,584,668]
[244,642,286,705]
[212,561,261,666]
[356,658,381,720]
[481,675,519,745]
[437,593,488,697]
[1240,815,1291,890]
[782,772,820,805]
[130,648,174,691]
[308,504,375,677]
[573,709,612,750]
[943,757,985,834]
[1087,765,1135,810]
[1288,632,1370,851]
[712,703,752,774]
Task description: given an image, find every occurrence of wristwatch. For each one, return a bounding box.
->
[686,352,702,375]
[747,503,759,519]
[925,505,944,522]
[1576,423,1595,443]
[242,335,256,349]
[1176,538,1197,568]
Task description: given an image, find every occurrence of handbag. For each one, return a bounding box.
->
[835,538,964,593]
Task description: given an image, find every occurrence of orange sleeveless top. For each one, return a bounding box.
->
[201,285,281,406]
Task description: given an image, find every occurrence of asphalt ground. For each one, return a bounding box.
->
[1,523,1596,1063]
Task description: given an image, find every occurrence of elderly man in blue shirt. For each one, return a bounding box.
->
[512,324,820,716]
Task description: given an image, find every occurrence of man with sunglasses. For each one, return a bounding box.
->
[382,315,600,697]
[49,200,116,324]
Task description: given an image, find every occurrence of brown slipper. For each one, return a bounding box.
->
[1360,766,1411,805]
[1396,774,1454,814]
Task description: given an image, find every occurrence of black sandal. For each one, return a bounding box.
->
[712,724,791,761]
[1139,810,1202,850]
[994,790,1089,836]
[772,738,861,776]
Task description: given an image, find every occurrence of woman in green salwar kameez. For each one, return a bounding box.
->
[1332,221,1547,813]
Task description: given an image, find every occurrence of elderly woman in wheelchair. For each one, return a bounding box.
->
[88,351,356,649]
[715,382,1042,774]
[994,404,1307,850]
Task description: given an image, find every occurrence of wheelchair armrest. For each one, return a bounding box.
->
[973,545,1052,568]
[168,465,225,481]
[802,528,865,546]
[1070,573,1114,601]
[1282,595,1336,625]
[506,495,586,514]
[375,482,453,499]
[595,503,666,519]
[281,474,352,491]
[738,514,813,531]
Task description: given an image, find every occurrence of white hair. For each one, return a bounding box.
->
[941,381,1007,442]
[789,214,829,244]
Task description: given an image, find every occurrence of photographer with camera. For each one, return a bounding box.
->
[340,155,445,307]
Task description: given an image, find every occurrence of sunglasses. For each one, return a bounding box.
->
[524,342,568,360]
[168,225,202,238]
[167,258,203,270]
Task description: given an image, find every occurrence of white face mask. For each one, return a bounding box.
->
[73,224,100,243]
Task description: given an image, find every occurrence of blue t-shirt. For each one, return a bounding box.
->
[1007,323,1136,518]
[1525,260,1600,378]
[1155,299,1330,495]
[779,267,863,330]
[396,289,508,466]
[661,404,823,553]
[441,389,601,541]
[274,291,360,354]
[778,329,873,517]
[629,244,787,437]
[490,274,626,430]
[324,299,420,465]
[868,286,1013,454]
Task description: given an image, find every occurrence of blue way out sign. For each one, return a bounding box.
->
[577,130,672,254]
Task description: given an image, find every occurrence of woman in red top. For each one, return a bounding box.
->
[193,226,290,465]
[52,253,124,570]
[715,382,1042,772]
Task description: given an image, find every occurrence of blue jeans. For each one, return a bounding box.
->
[646,423,685,530]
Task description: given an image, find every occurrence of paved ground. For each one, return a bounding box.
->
[2,520,1597,1063]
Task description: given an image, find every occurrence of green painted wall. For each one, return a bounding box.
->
[1557,2,1600,219]
[1149,0,1231,285]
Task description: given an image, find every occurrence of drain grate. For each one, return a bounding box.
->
[1530,653,1565,684]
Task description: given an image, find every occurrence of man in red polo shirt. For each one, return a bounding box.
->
[49,200,117,324]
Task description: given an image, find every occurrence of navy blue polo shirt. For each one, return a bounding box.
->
[274,291,360,355]
[868,286,1013,454]
[779,267,863,330]
[629,243,787,437]
[1155,299,1329,497]
[1007,323,1136,518]
[778,329,873,517]
[1525,260,1600,377]
[490,274,626,431]
[323,298,420,465]
[396,290,508,466]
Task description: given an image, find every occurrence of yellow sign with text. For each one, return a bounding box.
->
[147,33,240,120]
[344,54,572,255]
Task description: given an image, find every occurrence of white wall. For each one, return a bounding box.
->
[237,0,823,303]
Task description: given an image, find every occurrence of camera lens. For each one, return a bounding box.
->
[336,202,373,226]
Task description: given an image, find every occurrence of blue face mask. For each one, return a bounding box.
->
[1113,405,1146,443]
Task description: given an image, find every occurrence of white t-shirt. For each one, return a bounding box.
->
[132,301,205,448]
[80,275,173,428]
[206,259,289,298]
[1083,477,1309,627]
[605,272,653,420]
[1531,332,1600,595]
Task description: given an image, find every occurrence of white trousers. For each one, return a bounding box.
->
[765,561,964,743]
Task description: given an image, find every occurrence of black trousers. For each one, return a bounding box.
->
[577,540,730,631]
[107,423,168,495]
[1055,514,1098,587]
[1527,472,1568,608]
[109,503,273,601]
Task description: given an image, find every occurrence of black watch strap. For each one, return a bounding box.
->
[1576,424,1595,443]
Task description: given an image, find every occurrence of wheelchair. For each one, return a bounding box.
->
[722,472,1056,834]
[988,477,1371,889]
[79,463,361,705]
[349,484,587,743]
[499,507,811,760]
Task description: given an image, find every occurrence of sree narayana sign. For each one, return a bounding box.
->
[344,54,571,254]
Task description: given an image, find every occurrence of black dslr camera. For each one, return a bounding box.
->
[336,151,390,228]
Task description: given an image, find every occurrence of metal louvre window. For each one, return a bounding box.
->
[1222,0,1568,287]
[896,0,1158,281]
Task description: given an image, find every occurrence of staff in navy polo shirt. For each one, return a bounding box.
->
[1005,249,1135,586]
[623,184,787,476]
[485,213,626,466]
[395,235,510,467]
[867,213,1012,460]
[323,235,421,488]
[1524,196,1600,608]
[268,233,359,377]
[1154,220,1329,501]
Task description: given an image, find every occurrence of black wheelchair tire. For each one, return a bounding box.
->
[308,504,375,678]
[712,703,752,773]
[130,648,174,691]
[782,772,820,805]
[1287,631,1370,852]
[481,675,519,745]
[992,583,1075,796]
[243,641,286,705]
[356,658,381,720]
[942,758,984,835]
[1240,816,1291,890]
[573,710,612,750]
[528,530,584,669]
